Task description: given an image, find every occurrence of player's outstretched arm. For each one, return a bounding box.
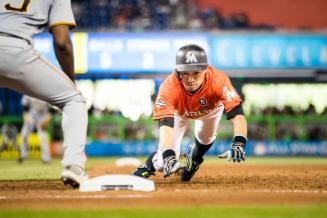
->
[159,123,182,177]
[51,25,75,82]
[218,114,247,162]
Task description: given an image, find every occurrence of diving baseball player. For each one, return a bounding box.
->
[132,44,248,182]
[18,95,52,164]
[0,0,88,188]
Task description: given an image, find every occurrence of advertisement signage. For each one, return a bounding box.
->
[33,33,327,74]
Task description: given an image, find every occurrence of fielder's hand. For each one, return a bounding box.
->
[162,149,181,177]
[218,136,247,162]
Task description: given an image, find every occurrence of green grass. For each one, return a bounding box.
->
[0,156,326,180]
[0,157,134,180]
[0,206,326,218]
[0,159,62,180]
[0,157,117,180]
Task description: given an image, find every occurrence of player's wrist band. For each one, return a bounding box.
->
[233,136,247,147]
[158,117,174,128]
[162,149,176,159]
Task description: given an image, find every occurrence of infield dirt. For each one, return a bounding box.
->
[0,163,326,209]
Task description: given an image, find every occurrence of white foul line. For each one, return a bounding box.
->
[1,189,326,200]
[246,189,327,194]
[0,194,151,200]
[174,189,327,194]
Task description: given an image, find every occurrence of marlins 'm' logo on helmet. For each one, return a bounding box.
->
[175,44,208,72]
[185,51,198,63]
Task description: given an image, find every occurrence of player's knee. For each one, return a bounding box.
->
[56,93,86,109]
[196,135,216,145]
[70,93,87,104]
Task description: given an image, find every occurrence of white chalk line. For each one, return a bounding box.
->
[246,189,327,194]
[1,189,326,200]
[174,189,327,194]
[0,194,151,200]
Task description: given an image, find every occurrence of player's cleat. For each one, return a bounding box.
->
[42,160,51,165]
[61,165,89,189]
[132,165,155,178]
[181,144,203,182]
[17,157,25,164]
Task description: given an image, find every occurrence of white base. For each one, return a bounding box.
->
[79,174,155,192]
[115,157,141,167]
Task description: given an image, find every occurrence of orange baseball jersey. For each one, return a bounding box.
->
[153,65,242,120]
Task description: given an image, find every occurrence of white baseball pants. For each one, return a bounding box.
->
[153,105,224,171]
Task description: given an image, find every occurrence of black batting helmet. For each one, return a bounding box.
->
[175,44,208,72]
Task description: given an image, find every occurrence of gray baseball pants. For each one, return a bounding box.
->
[0,35,87,169]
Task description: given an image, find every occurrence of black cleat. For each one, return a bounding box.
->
[132,165,155,178]
[42,160,51,165]
[61,177,80,189]
[181,144,203,182]
[61,165,89,189]
[17,157,25,164]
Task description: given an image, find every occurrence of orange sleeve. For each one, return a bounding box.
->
[217,75,242,113]
[153,77,178,120]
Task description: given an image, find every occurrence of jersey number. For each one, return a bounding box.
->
[5,0,31,12]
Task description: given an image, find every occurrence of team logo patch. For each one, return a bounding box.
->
[223,86,238,102]
[185,51,198,63]
[199,97,207,106]
[155,98,167,108]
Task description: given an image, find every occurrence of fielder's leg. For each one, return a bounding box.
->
[0,39,88,188]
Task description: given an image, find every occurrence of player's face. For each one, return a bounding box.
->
[180,70,206,92]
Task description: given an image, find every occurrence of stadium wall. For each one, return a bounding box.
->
[195,0,327,29]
